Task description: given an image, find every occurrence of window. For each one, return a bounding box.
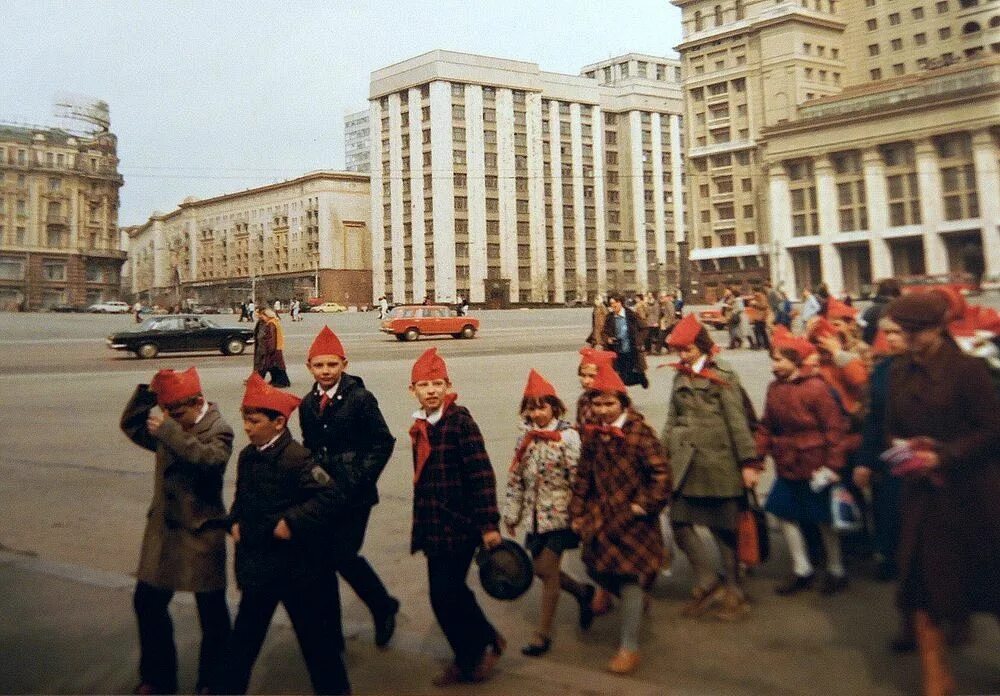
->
[869,43,881,56]
[935,133,978,221]
[833,151,868,232]
[0,257,24,280]
[893,63,905,76]
[939,26,951,39]
[891,38,903,50]
[42,262,66,281]
[803,42,812,55]
[913,6,925,19]
[936,0,948,11]
[889,12,901,25]
[867,18,878,31]
[870,68,883,80]
[787,159,818,237]
[915,32,927,45]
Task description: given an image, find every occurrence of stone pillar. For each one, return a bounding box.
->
[814,155,843,296]
[592,105,608,297]
[369,100,385,302]
[570,103,587,301]
[651,112,667,291]
[915,138,947,274]
[971,128,1000,277]
[387,92,407,302]
[429,81,456,302]
[526,92,547,302]
[496,88,517,301]
[408,88,427,302]
[862,147,893,279]
[465,85,487,303]
[767,165,796,294]
[628,110,648,292]
[548,100,565,303]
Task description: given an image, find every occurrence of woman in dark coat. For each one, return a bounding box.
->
[601,293,649,389]
[252,308,290,387]
[882,292,1000,696]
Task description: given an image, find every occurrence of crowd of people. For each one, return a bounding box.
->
[119,281,1000,695]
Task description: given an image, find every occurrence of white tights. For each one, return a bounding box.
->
[780,520,844,577]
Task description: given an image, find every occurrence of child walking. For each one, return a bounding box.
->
[570,362,672,674]
[503,369,595,657]
[407,348,505,686]
[757,332,850,596]
[226,374,350,695]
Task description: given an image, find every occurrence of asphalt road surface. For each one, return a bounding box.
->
[1,305,998,695]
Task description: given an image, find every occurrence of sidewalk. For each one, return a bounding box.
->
[4,547,1000,696]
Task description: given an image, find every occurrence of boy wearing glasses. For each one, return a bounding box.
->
[120,367,234,695]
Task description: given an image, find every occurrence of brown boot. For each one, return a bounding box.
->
[913,611,956,696]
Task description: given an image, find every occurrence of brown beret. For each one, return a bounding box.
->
[885,292,948,332]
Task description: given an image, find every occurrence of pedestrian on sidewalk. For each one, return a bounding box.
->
[226,374,350,695]
[253,309,290,388]
[503,369,595,657]
[407,348,505,686]
[119,367,233,695]
[570,362,671,675]
[299,326,400,649]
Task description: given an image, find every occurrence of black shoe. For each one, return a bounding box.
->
[578,585,596,630]
[874,559,897,582]
[374,597,400,648]
[521,637,552,657]
[818,573,849,596]
[774,573,814,596]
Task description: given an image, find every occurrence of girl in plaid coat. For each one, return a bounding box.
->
[570,362,672,675]
[503,369,595,657]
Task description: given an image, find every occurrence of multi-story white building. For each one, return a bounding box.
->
[369,50,685,306]
[672,0,1000,300]
[128,170,372,308]
[344,110,371,173]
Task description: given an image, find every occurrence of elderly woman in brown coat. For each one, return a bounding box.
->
[882,292,1000,696]
[570,362,671,675]
[253,308,291,387]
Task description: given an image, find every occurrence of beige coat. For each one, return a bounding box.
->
[121,386,234,592]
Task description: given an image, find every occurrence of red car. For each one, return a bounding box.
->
[900,272,979,296]
[380,305,479,341]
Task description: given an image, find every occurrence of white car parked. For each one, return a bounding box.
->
[87,300,131,314]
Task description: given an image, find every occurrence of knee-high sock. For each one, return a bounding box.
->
[619,584,643,652]
[780,520,814,577]
[818,524,844,577]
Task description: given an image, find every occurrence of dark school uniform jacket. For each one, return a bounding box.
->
[120,386,233,592]
[411,401,500,556]
[299,373,395,510]
[229,430,337,589]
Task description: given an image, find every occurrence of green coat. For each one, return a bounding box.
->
[121,386,234,592]
[661,359,757,498]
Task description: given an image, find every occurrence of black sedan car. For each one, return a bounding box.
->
[107,314,254,359]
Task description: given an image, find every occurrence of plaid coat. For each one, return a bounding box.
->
[411,401,500,556]
[570,410,672,588]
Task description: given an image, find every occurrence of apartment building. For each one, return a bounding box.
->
[0,119,124,310]
[673,0,999,300]
[344,109,371,173]
[369,50,684,306]
[128,170,371,308]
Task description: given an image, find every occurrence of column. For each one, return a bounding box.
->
[548,100,565,303]
[814,155,843,296]
[368,101,384,302]
[971,128,1000,277]
[669,113,686,290]
[767,165,797,294]
[861,147,892,279]
[387,92,407,302]
[629,110,648,292]
[526,92,547,302]
[496,88,517,301]
[915,138,947,274]
[429,81,456,302]
[592,105,608,297]
[408,88,427,302]
[570,103,587,302]
[651,113,667,290]
[465,85,487,303]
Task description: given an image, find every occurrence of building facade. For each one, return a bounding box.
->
[673,0,1000,301]
[369,50,685,306]
[128,171,372,309]
[0,120,125,310]
[344,110,371,173]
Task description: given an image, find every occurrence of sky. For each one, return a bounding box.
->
[2,1,683,226]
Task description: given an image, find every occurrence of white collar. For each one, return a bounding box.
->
[257,432,283,452]
[194,401,210,425]
[611,411,628,429]
[413,406,444,425]
[691,355,708,374]
[317,380,340,399]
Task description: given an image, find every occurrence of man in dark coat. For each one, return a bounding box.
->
[601,293,649,389]
[299,326,399,648]
[883,292,1000,696]
[120,367,233,695]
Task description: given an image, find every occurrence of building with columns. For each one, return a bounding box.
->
[0,117,125,310]
[369,50,685,306]
[128,170,372,309]
[672,0,999,300]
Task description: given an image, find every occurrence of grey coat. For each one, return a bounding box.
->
[661,359,757,497]
[121,385,234,592]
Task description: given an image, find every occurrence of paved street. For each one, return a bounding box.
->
[1,307,999,695]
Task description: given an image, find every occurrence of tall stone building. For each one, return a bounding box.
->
[344,110,371,173]
[369,50,685,306]
[0,111,124,310]
[128,171,372,309]
[673,0,1000,300]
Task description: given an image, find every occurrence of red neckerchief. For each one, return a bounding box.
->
[669,361,729,386]
[509,428,563,473]
[409,392,459,484]
[583,423,626,440]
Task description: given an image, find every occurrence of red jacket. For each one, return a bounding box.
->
[755,374,848,480]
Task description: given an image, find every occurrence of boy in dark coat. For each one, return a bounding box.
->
[407,348,504,686]
[226,374,350,695]
[299,326,399,647]
[120,367,232,695]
